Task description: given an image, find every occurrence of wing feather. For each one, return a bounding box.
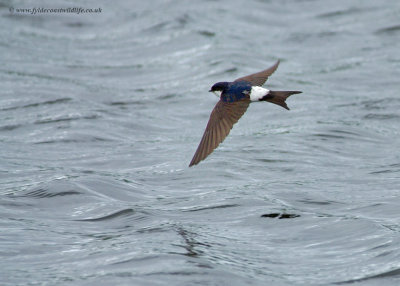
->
[234,60,280,86]
[189,99,250,166]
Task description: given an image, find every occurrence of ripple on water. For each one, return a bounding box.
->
[1,0,400,285]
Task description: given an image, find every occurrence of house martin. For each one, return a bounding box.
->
[189,60,301,167]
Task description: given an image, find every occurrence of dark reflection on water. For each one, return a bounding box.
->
[260,213,300,219]
[1,0,400,285]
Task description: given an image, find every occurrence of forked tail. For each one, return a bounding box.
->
[262,90,302,110]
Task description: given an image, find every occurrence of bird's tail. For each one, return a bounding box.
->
[263,90,302,110]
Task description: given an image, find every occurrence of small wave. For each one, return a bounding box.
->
[8,188,81,198]
[360,98,400,111]
[182,204,239,212]
[369,163,400,175]
[108,100,146,106]
[197,30,215,37]
[77,208,135,222]
[310,128,380,143]
[0,124,21,131]
[375,25,400,35]
[34,135,112,144]
[364,113,400,120]
[34,114,99,125]
[0,98,71,111]
[336,267,400,284]
[317,7,361,19]
[297,199,339,206]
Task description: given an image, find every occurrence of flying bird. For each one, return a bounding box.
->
[189,60,301,167]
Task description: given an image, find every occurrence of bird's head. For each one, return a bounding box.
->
[209,82,229,98]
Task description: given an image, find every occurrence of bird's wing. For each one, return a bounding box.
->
[234,60,280,86]
[189,99,250,167]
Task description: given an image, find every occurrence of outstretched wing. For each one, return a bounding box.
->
[234,60,280,86]
[189,99,250,167]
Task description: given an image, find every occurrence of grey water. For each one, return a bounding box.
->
[1,0,400,285]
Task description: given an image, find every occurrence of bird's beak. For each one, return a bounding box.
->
[208,90,212,92]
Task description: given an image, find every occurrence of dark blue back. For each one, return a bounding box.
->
[221,81,251,103]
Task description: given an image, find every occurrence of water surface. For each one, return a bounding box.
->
[1,0,400,285]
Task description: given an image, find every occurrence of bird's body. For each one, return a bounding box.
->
[189,60,301,167]
[214,81,251,103]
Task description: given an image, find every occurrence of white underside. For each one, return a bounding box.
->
[250,86,269,101]
[212,90,222,98]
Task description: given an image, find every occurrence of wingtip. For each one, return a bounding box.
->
[188,158,198,167]
[271,60,280,70]
[270,59,280,75]
[189,161,200,167]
